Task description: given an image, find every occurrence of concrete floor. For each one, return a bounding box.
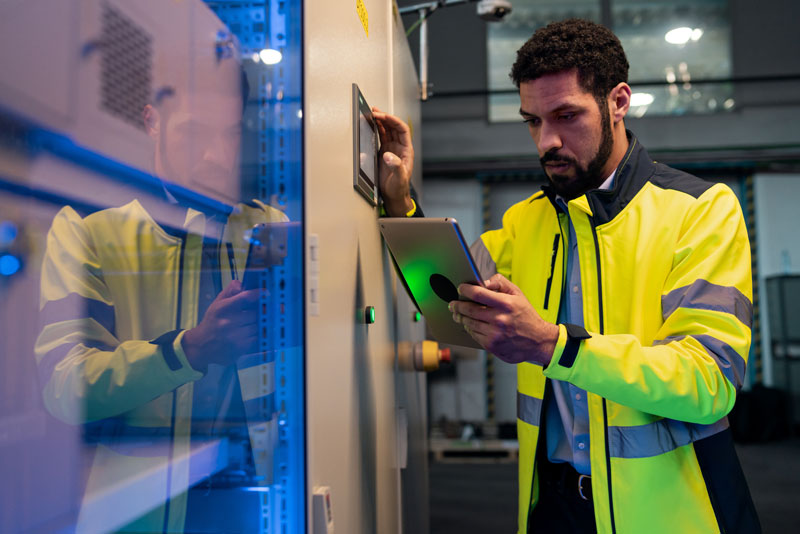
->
[430,438,800,533]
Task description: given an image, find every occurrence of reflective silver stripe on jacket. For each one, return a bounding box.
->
[654,335,746,390]
[661,279,752,328]
[517,391,542,427]
[608,417,729,458]
[470,238,497,280]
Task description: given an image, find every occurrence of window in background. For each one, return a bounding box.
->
[487,0,732,121]
[615,0,732,117]
[488,0,601,122]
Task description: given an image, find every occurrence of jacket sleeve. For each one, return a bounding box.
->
[34,207,202,424]
[544,184,752,424]
[472,199,523,280]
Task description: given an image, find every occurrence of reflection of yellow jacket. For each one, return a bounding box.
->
[474,136,759,534]
[35,198,286,532]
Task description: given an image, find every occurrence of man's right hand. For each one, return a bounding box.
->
[182,280,260,372]
[372,107,415,216]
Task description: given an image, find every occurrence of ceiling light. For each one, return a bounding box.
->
[259,48,283,65]
[665,27,699,45]
[630,93,654,107]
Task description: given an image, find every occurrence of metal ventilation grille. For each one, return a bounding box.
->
[100,4,152,131]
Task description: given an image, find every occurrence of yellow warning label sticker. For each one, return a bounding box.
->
[356,0,369,37]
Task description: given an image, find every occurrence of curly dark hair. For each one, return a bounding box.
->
[510,19,629,103]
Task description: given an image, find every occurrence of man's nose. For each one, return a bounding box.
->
[536,122,562,155]
[202,133,237,167]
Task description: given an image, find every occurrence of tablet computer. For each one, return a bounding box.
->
[379,217,485,349]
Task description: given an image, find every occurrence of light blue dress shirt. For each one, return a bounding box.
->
[545,173,615,475]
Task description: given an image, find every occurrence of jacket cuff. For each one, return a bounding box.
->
[172,330,203,377]
[151,330,203,379]
[544,324,591,378]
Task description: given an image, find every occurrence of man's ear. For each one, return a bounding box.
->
[142,104,160,138]
[608,82,631,124]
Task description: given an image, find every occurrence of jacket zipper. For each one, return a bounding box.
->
[542,233,561,310]
[590,221,616,534]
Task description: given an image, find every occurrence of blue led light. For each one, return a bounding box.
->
[0,221,18,246]
[0,254,21,276]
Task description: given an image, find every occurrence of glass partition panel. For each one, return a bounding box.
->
[0,1,304,533]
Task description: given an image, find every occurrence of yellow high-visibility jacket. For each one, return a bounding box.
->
[34,197,287,533]
[473,134,760,534]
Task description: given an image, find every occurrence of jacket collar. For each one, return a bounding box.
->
[541,130,656,224]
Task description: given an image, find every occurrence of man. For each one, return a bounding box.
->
[35,34,286,532]
[376,18,760,534]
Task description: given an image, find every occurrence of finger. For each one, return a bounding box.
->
[449,304,489,330]
[482,277,502,291]
[220,279,243,298]
[378,128,390,151]
[486,273,522,295]
[225,287,262,310]
[458,283,512,309]
[375,118,390,145]
[458,314,491,339]
[375,112,410,138]
[450,300,499,324]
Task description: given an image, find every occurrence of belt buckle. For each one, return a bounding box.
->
[577,474,591,501]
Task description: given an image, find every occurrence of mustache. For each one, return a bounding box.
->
[540,150,576,167]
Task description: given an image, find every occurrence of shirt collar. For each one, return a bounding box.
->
[555,170,617,208]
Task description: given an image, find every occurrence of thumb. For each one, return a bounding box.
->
[382,151,401,168]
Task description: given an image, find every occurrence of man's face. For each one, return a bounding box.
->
[519,70,614,200]
[155,93,243,190]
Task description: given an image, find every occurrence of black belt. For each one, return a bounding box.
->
[537,457,592,502]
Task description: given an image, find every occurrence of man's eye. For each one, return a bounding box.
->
[558,113,575,121]
[523,118,540,127]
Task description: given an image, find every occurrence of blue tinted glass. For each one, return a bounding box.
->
[0,1,304,532]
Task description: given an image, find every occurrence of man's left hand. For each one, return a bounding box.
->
[372,107,414,216]
[450,274,559,366]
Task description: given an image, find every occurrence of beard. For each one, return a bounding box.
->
[541,105,614,200]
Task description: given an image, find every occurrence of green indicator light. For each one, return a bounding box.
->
[413,311,421,322]
[366,306,376,324]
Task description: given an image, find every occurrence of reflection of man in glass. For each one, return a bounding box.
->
[34,32,286,533]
